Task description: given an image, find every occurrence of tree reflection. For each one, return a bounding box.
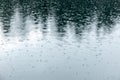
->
[0,0,120,39]
[0,0,15,33]
[96,0,120,33]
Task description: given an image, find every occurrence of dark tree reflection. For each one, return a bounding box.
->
[0,0,15,33]
[0,0,120,39]
[95,0,120,33]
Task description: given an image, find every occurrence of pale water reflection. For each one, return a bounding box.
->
[0,0,120,80]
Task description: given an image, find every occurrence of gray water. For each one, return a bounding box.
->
[0,0,120,80]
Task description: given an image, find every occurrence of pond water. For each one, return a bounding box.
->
[0,0,120,80]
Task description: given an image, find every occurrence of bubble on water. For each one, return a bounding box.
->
[39,54,42,57]
[83,58,87,61]
[26,50,29,52]
[30,55,34,57]
[63,52,66,55]
[31,66,35,68]
[8,74,12,78]
[39,59,42,62]
[68,66,72,70]
[82,64,85,67]
[75,72,79,76]
[67,56,71,60]
[94,63,97,66]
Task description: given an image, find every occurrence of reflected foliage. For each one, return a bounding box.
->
[0,0,120,38]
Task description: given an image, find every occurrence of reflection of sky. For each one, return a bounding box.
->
[0,19,120,80]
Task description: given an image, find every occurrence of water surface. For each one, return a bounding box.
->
[0,0,120,80]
